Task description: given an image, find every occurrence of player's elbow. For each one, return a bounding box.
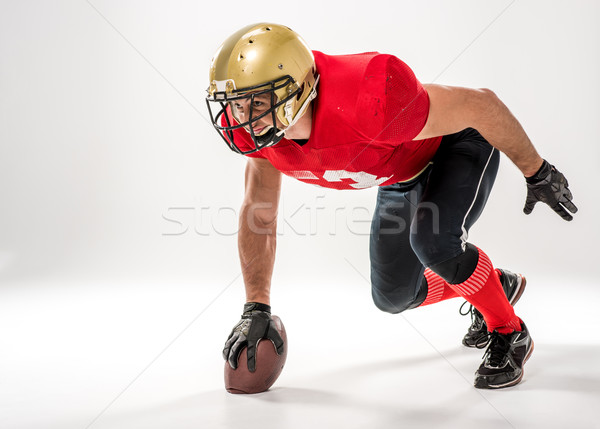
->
[240,200,278,234]
[472,87,500,109]
[471,87,503,128]
[477,87,496,98]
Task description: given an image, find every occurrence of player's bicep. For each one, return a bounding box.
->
[413,84,492,140]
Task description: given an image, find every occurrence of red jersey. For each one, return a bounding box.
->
[226,51,442,190]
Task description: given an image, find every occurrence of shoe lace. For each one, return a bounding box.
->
[459,300,472,317]
[482,331,511,366]
[459,301,484,329]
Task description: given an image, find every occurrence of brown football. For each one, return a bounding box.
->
[224,315,287,394]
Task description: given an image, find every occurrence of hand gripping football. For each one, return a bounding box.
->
[224,315,287,394]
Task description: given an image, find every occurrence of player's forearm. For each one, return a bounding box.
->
[473,89,543,177]
[238,203,277,306]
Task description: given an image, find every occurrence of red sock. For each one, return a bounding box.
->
[448,246,522,333]
[418,268,459,306]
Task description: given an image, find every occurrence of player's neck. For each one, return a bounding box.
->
[283,104,312,140]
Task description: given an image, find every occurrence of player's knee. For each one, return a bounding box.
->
[371,289,411,314]
[370,274,415,314]
[427,243,479,284]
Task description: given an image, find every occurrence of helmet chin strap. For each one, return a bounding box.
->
[282,74,320,132]
[257,126,285,148]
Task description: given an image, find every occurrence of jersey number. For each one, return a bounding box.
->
[288,170,392,189]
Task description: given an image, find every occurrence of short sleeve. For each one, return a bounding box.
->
[380,56,430,142]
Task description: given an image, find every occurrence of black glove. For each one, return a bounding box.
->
[222,302,284,372]
[524,159,578,221]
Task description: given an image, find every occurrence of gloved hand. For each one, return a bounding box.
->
[524,159,578,221]
[222,302,285,372]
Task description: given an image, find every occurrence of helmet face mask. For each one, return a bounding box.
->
[205,75,301,154]
[206,23,317,155]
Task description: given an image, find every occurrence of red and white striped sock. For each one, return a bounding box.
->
[418,268,459,306]
[448,246,522,334]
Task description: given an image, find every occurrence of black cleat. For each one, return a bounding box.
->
[474,322,534,389]
[461,269,527,348]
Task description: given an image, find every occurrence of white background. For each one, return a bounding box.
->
[1,1,599,428]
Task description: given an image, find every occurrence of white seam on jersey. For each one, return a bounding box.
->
[460,148,496,250]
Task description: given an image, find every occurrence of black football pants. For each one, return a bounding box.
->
[369,128,500,313]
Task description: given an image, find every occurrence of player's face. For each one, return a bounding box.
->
[229,93,282,135]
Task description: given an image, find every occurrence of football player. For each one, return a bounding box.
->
[207,23,577,389]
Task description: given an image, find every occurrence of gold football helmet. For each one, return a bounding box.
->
[206,23,318,154]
